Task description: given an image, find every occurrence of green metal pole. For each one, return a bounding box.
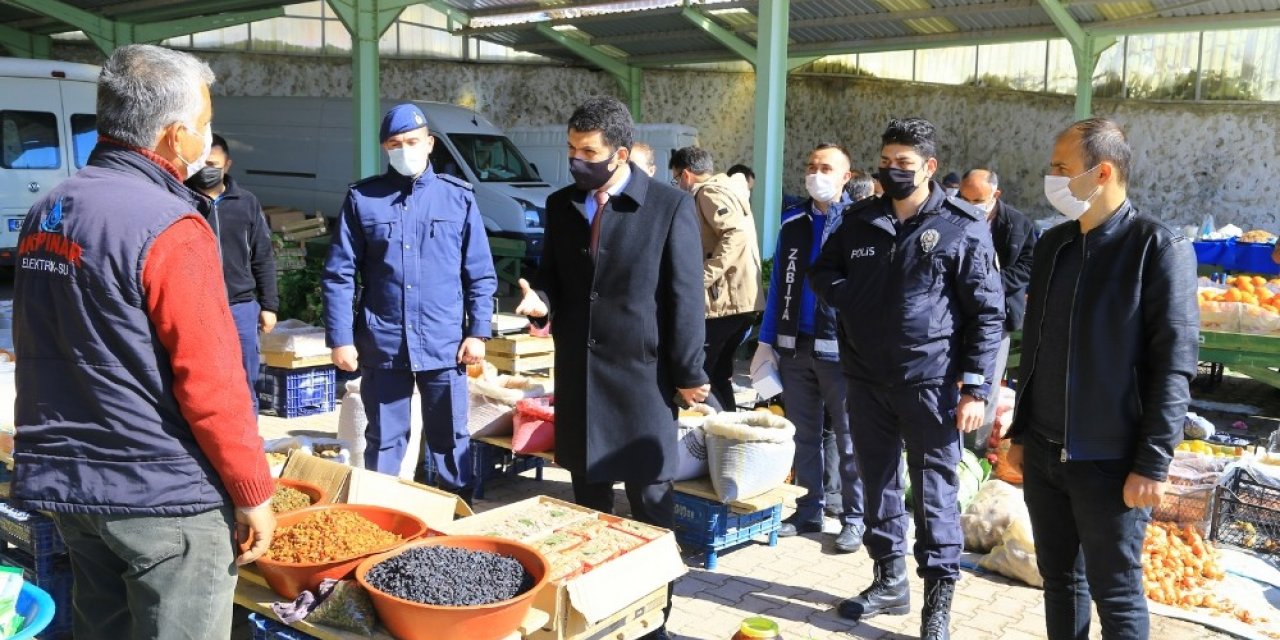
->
[624,67,643,122]
[1072,36,1115,119]
[751,0,789,259]
[330,0,407,181]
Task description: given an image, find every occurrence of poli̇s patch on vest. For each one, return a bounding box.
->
[920,228,939,253]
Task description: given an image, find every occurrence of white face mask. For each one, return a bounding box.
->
[388,144,429,177]
[174,121,212,180]
[944,187,959,198]
[1043,164,1101,221]
[805,172,841,204]
[976,199,996,215]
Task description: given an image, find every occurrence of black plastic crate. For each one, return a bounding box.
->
[0,500,65,560]
[1209,471,1280,555]
[258,365,336,418]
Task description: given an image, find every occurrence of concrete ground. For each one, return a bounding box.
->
[257,371,1274,640]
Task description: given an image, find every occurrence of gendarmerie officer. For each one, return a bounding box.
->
[810,118,1004,640]
[323,103,497,501]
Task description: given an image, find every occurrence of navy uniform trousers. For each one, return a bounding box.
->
[360,365,473,494]
[847,381,963,580]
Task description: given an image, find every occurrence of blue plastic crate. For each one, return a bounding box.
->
[258,365,336,418]
[248,613,316,640]
[671,491,782,570]
[0,500,65,560]
[469,441,545,500]
[0,549,72,639]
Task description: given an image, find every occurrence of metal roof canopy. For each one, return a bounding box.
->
[2,0,1279,254]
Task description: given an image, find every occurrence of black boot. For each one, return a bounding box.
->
[921,578,955,640]
[836,557,910,621]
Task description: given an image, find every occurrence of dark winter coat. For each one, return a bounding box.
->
[532,164,708,483]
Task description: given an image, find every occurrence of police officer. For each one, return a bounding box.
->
[753,142,864,552]
[810,118,1004,640]
[323,104,497,501]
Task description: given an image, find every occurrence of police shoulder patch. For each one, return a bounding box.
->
[438,174,474,191]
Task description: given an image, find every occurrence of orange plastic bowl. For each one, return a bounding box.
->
[254,504,427,599]
[273,478,329,511]
[355,536,550,640]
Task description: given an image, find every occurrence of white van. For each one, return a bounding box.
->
[0,57,99,263]
[211,97,553,259]
[507,122,699,189]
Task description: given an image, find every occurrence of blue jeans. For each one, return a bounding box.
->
[229,299,260,415]
[779,346,863,528]
[51,507,237,640]
[847,381,962,580]
[361,366,472,492]
[1023,432,1151,640]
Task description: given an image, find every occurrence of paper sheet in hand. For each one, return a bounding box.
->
[750,358,782,399]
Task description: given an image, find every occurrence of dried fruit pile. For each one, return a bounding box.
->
[1142,522,1263,625]
[266,510,402,564]
[271,484,313,513]
[365,546,534,606]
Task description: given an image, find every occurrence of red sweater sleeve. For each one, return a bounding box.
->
[142,216,274,508]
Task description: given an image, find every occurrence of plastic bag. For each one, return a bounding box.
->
[704,411,796,502]
[307,579,377,635]
[467,375,552,438]
[992,440,1023,485]
[961,479,1027,553]
[512,396,555,454]
[992,387,1016,438]
[979,517,1043,588]
[674,403,715,481]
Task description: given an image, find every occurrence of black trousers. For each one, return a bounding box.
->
[703,313,755,410]
[570,474,675,634]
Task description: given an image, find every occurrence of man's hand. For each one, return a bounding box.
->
[234,502,276,566]
[1123,473,1165,509]
[1005,443,1023,475]
[514,278,548,318]
[457,337,486,366]
[956,395,985,433]
[677,384,711,408]
[331,345,358,372]
[259,310,277,334]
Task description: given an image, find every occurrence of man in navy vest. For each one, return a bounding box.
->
[12,45,276,640]
[754,143,865,552]
[323,104,497,501]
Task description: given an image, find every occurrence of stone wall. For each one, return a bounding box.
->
[50,45,1280,229]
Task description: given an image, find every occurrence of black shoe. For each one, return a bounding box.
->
[640,627,670,640]
[921,578,956,640]
[833,524,863,553]
[777,516,823,537]
[837,557,910,621]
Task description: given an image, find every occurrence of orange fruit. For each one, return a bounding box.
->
[1254,276,1268,287]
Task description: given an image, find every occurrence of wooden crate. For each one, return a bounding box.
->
[261,351,332,369]
[486,352,555,374]
[488,334,554,357]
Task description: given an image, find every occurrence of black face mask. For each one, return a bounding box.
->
[569,153,619,191]
[187,165,224,191]
[877,166,923,201]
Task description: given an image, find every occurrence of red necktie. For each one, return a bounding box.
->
[590,190,610,259]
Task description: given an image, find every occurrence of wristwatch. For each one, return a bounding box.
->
[961,385,988,403]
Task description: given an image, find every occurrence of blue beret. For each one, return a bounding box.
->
[380,104,428,142]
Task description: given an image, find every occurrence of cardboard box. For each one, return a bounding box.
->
[528,585,666,640]
[438,496,685,639]
[279,452,472,527]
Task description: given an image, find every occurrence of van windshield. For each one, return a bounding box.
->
[449,134,541,183]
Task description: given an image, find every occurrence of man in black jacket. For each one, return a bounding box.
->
[957,168,1036,452]
[187,134,279,413]
[1004,118,1198,639]
[811,118,1004,640]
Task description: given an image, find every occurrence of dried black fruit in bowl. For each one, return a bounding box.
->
[366,546,534,606]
